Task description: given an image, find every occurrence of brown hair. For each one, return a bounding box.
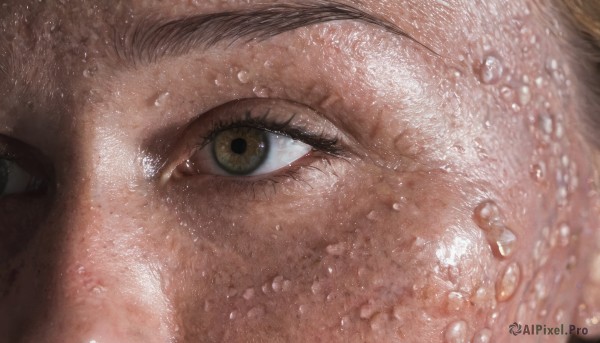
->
[558,1,600,148]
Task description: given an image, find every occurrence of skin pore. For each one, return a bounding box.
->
[1,0,600,342]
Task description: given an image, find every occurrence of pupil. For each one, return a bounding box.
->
[231,138,247,155]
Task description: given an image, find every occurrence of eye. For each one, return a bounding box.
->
[211,127,312,176]
[0,159,45,197]
[165,98,347,183]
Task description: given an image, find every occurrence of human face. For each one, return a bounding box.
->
[1,0,599,342]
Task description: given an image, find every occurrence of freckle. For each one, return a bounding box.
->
[472,328,492,343]
[444,320,468,343]
[237,70,250,84]
[496,262,521,302]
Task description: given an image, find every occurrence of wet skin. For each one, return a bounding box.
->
[0,0,600,342]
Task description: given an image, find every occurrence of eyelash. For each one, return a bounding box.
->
[198,110,343,156]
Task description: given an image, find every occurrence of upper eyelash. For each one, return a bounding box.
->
[198,109,344,156]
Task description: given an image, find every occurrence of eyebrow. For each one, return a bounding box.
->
[115,0,430,65]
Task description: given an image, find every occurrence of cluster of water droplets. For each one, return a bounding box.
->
[473,200,517,258]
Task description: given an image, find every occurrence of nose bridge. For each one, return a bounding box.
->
[20,125,176,342]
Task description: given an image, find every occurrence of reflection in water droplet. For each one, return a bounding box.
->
[472,328,492,343]
[444,320,467,343]
[229,311,238,320]
[237,70,250,83]
[392,203,401,211]
[340,315,352,329]
[496,262,521,302]
[479,54,503,84]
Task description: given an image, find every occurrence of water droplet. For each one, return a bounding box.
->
[326,242,347,256]
[237,70,250,84]
[473,200,503,232]
[229,311,238,320]
[340,315,352,329]
[243,287,255,300]
[557,186,568,206]
[311,280,321,294]
[154,91,170,107]
[535,76,544,88]
[367,210,378,221]
[392,305,403,321]
[501,86,514,101]
[252,86,270,98]
[360,302,377,319]
[272,275,284,292]
[558,223,570,247]
[530,162,546,182]
[392,203,401,211]
[82,66,98,78]
[444,320,467,343]
[555,308,565,322]
[247,306,265,318]
[496,262,521,302]
[539,113,554,135]
[298,304,308,315]
[479,54,503,84]
[261,283,270,294]
[472,328,492,343]
[495,228,517,257]
[518,85,531,106]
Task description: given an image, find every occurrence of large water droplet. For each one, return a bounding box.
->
[444,320,467,343]
[496,262,521,302]
[237,70,250,84]
[479,54,503,84]
[472,328,492,343]
[495,228,517,257]
[473,200,502,232]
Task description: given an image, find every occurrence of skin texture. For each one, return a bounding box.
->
[0,0,600,342]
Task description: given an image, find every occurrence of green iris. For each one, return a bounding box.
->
[212,127,269,175]
[0,159,7,194]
